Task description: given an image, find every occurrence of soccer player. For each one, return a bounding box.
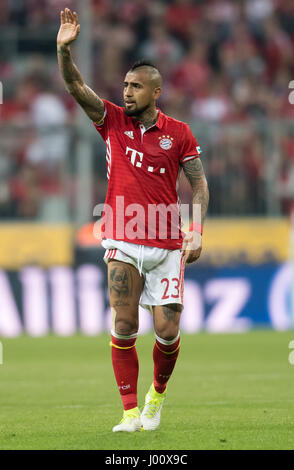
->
[57,8,209,432]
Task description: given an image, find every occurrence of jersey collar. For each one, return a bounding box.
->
[131,108,164,130]
[155,108,164,129]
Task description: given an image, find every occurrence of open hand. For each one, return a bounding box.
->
[57,8,80,46]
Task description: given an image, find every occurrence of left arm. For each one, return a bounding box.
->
[181,157,209,264]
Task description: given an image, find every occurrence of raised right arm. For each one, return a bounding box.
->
[57,8,104,123]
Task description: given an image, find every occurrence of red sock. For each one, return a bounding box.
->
[153,335,180,394]
[111,334,139,410]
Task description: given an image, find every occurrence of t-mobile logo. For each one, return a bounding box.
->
[126,146,143,168]
[126,146,166,174]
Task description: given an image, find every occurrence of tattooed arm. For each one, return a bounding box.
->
[57,8,104,122]
[181,157,209,264]
[182,158,209,225]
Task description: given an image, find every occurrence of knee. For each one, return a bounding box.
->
[114,318,138,337]
[154,303,182,341]
[155,327,179,342]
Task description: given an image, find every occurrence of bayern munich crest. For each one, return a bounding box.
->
[159,135,173,150]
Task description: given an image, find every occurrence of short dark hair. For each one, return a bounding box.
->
[129,59,159,72]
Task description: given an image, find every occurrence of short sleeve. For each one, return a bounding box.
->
[92,99,123,141]
[180,123,202,164]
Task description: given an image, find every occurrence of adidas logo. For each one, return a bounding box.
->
[124,131,134,139]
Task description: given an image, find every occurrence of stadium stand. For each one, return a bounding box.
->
[0,0,293,220]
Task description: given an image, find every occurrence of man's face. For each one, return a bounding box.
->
[123,69,160,116]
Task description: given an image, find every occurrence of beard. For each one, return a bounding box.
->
[124,102,150,117]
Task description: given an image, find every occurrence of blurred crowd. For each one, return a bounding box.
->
[0,0,294,220]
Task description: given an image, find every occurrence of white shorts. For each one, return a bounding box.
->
[102,239,185,312]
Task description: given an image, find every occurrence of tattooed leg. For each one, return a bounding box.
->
[108,260,144,336]
[108,260,144,413]
[109,263,133,307]
[152,303,183,341]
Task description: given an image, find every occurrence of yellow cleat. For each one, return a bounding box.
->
[140,384,166,431]
[112,407,142,433]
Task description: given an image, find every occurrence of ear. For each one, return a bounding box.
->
[153,87,162,100]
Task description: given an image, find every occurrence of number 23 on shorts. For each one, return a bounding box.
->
[161,277,181,300]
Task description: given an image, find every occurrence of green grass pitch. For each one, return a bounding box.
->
[1,330,294,450]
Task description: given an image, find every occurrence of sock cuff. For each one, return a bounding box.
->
[110,333,137,350]
[111,330,138,340]
[155,331,180,346]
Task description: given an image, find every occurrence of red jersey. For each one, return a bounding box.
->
[93,99,201,250]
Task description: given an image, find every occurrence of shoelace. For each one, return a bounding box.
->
[120,412,139,423]
[145,398,161,418]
